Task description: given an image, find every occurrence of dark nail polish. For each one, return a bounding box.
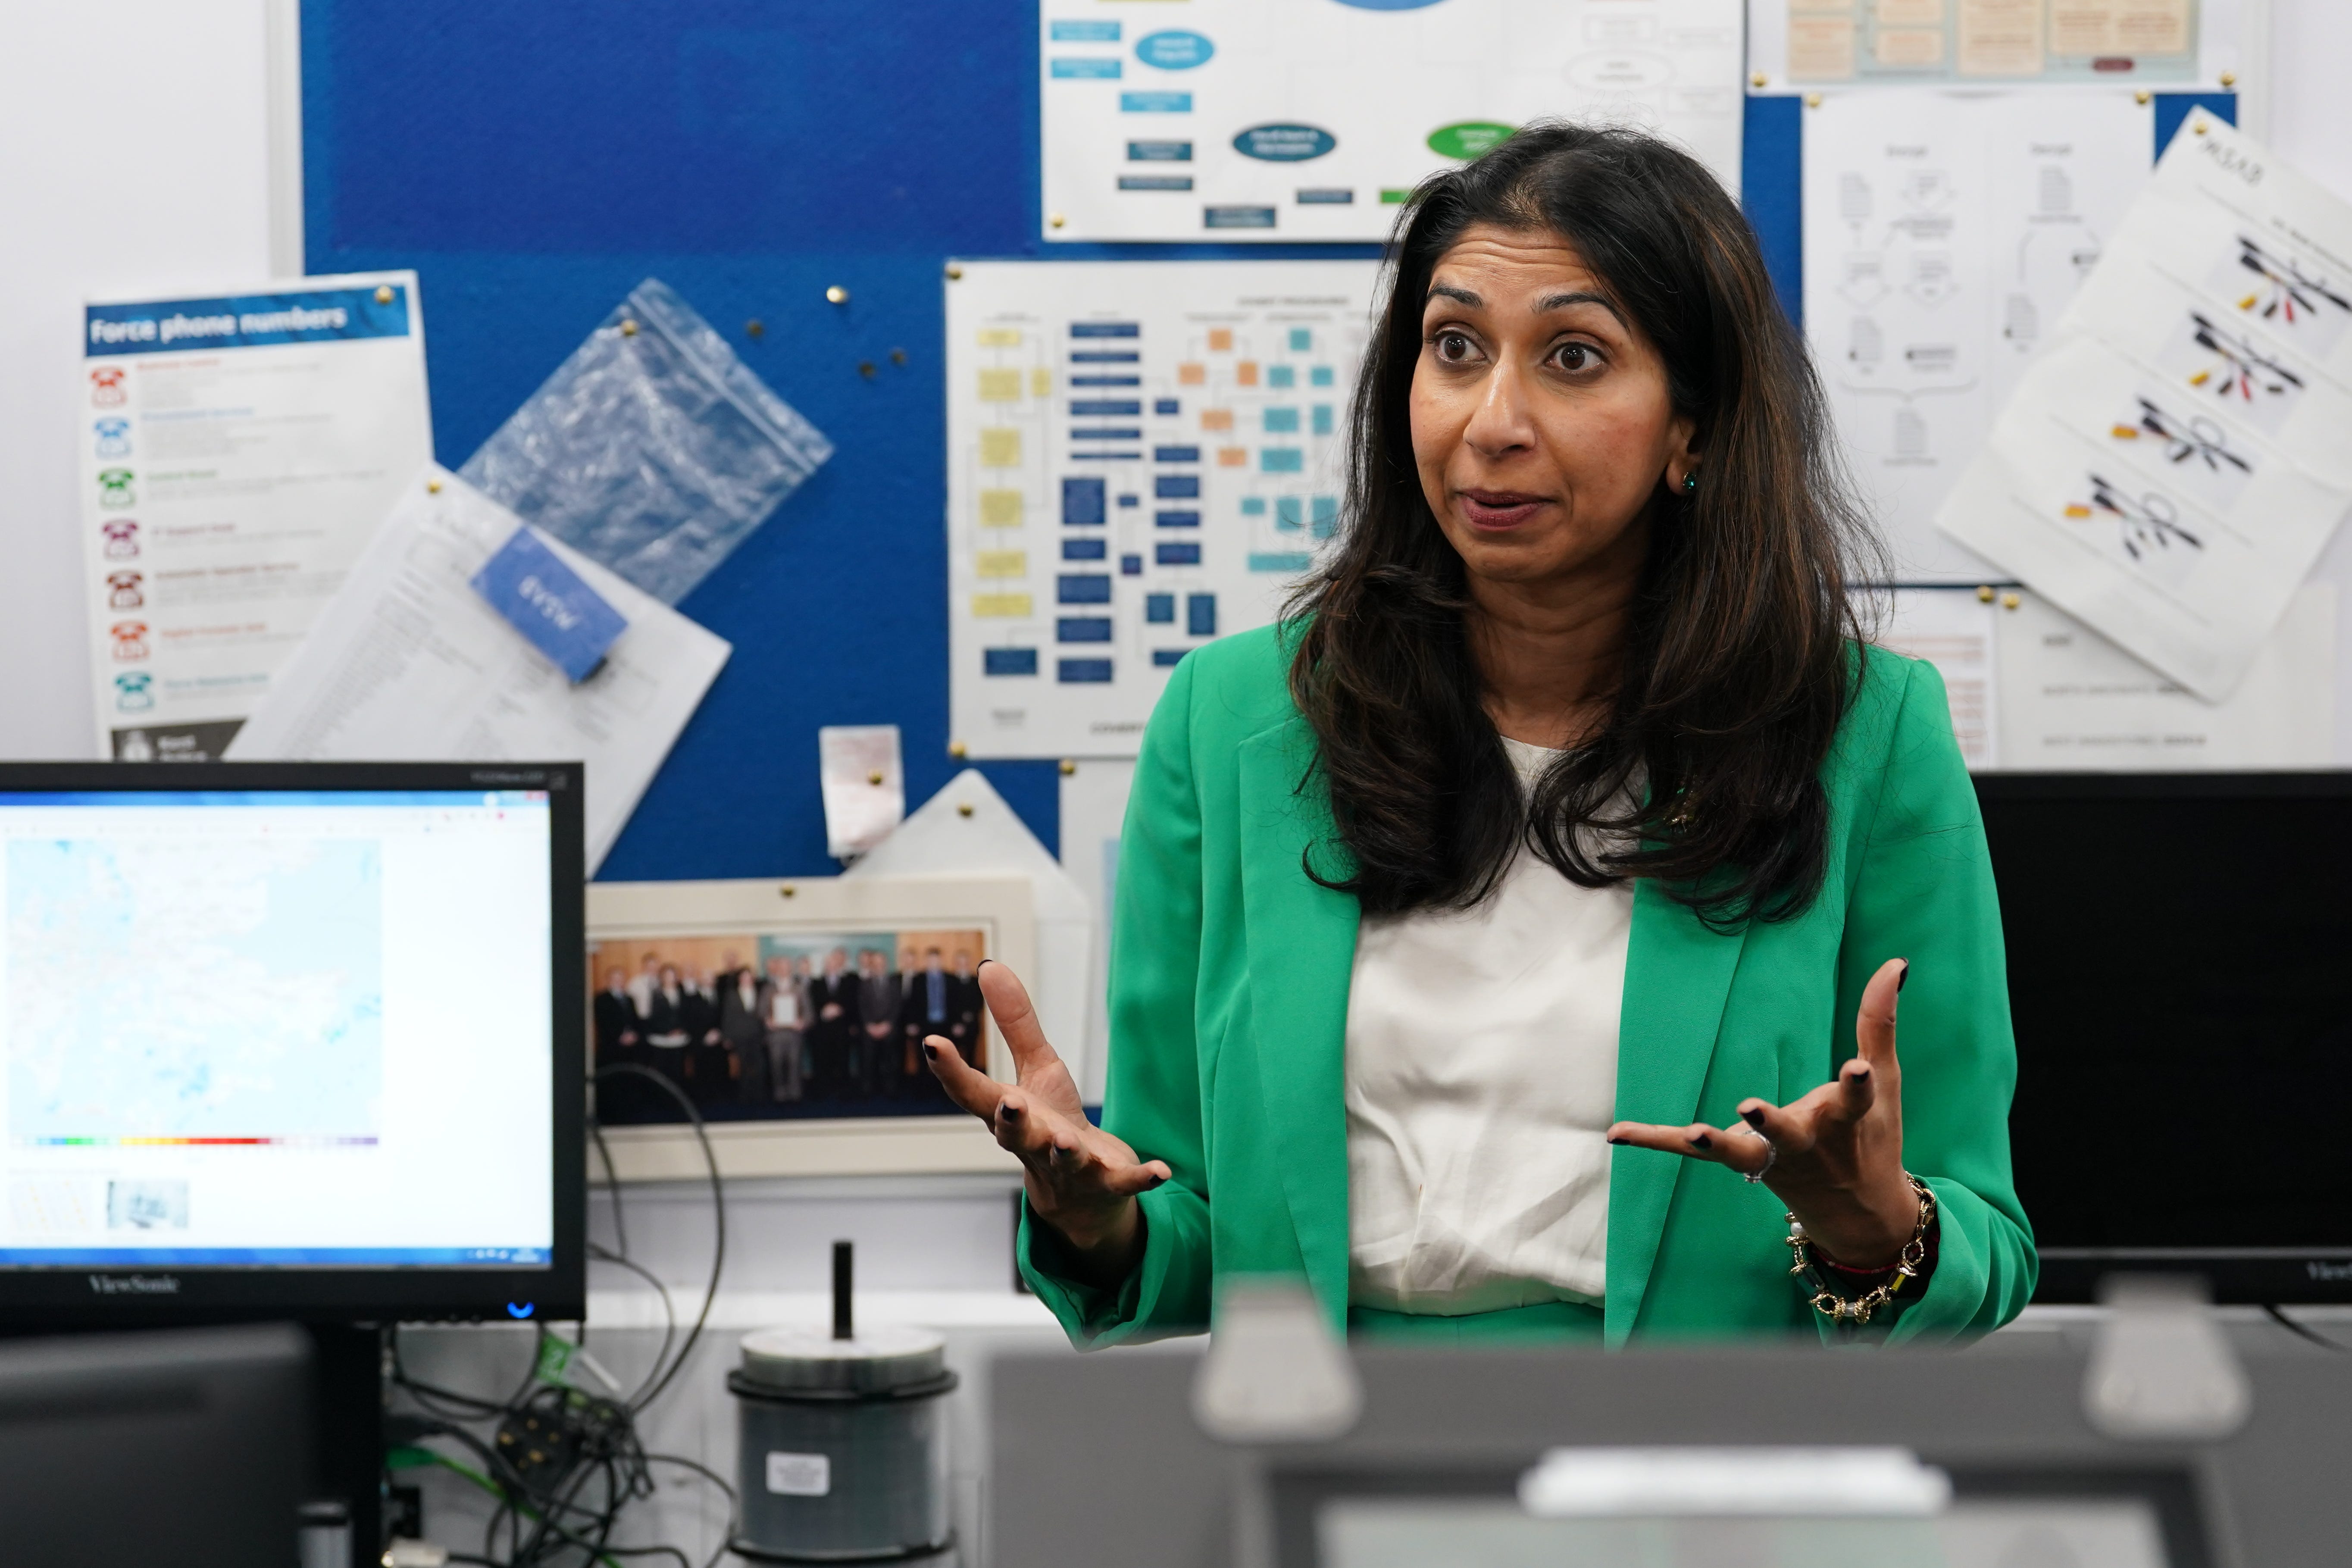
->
[1688,1133,1711,1150]
[1849,1065,1870,1081]
[923,1042,939,1059]
[1897,961,1910,992]
[1739,1107,1766,1128]
[977,958,996,971]
[1001,1103,1023,1120]
[1607,1135,1626,1145]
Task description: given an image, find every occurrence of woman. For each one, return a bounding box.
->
[927,123,2033,1346]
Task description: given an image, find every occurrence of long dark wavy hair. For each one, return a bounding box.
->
[1287,122,1881,929]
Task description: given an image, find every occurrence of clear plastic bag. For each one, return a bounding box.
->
[460,278,832,606]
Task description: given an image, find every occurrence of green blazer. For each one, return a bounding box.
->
[1020,625,2036,1347]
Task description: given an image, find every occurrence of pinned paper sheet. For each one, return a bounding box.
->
[844,770,1100,1098]
[817,726,906,861]
[1939,112,2352,700]
[225,465,731,871]
[1867,588,2000,768]
[1997,582,2336,770]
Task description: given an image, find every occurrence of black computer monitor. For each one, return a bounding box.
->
[0,1323,313,1565]
[0,762,584,1327]
[1975,772,2352,1303]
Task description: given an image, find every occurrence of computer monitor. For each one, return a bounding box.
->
[0,762,583,1326]
[1974,772,2352,1303]
[0,1322,312,1565]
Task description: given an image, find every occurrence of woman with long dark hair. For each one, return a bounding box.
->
[928,123,2032,1343]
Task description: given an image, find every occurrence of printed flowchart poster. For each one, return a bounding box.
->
[945,260,1378,759]
[1803,89,2152,580]
[1750,0,2246,89]
[78,273,432,760]
[1939,110,2352,701]
[1038,0,1744,243]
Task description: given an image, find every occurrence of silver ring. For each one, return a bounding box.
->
[1739,1122,1775,1184]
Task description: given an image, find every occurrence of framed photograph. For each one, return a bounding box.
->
[586,875,1031,1180]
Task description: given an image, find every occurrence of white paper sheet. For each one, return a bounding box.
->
[80,272,432,760]
[844,770,1098,1095]
[1039,0,1745,243]
[1996,581,2336,768]
[225,465,730,870]
[1868,586,2002,767]
[817,725,905,861]
[1056,757,1135,1105]
[1805,90,2152,581]
[946,259,1377,759]
[1939,110,2352,699]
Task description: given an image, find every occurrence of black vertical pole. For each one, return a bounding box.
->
[832,1240,854,1341]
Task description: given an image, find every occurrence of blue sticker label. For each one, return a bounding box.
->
[1136,30,1215,69]
[1204,206,1278,229]
[1233,123,1337,162]
[470,528,628,682]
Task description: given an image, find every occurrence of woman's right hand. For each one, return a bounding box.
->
[922,961,1168,1283]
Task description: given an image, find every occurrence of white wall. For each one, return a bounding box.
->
[0,0,278,759]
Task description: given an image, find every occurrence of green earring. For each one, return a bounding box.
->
[1682,470,1698,494]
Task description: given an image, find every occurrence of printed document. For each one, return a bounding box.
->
[226,466,730,870]
[79,273,431,760]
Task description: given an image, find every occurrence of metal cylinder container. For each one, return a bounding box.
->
[728,1323,957,1563]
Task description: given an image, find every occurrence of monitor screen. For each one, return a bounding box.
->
[0,764,583,1324]
[1975,773,2352,1302]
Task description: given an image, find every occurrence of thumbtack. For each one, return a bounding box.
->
[746,319,766,340]
[2219,70,2237,88]
[1049,213,1067,229]
[2001,592,2021,610]
[2135,90,2152,104]
[867,770,884,786]
[1805,93,1823,109]
[375,285,394,305]
[779,884,797,898]
[1751,72,1768,89]
[945,265,964,281]
[2195,119,2209,134]
[957,803,975,818]
[1975,585,1995,602]
[427,479,443,494]
[948,739,968,758]
[859,361,876,378]
[620,319,638,336]
[826,285,850,305]
[890,348,908,366]
[1059,759,1076,776]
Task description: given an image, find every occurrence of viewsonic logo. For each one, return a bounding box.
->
[88,1274,181,1295]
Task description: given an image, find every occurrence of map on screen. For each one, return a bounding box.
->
[6,836,385,1145]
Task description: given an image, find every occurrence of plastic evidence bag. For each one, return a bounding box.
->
[461,278,832,605]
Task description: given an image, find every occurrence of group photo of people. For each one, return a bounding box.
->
[588,927,989,1124]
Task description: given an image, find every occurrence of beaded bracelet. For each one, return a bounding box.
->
[1784,1174,1937,1326]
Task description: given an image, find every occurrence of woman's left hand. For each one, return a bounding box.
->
[1606,956,1919,1268]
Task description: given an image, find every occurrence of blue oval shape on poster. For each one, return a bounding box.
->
[1232,123,1338,163]
[1136,30,1215,70]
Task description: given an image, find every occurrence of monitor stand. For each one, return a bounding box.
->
[309,1323,385,1568]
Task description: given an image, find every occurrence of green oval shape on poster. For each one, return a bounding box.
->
[1426,122,1515,160]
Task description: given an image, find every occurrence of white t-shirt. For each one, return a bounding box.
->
[1343,738,1634,1315]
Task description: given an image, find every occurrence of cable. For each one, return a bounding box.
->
[2264,1303,2351,1352]
[587,1244,677,1406]
[591,1063,725,1413]
[378,1064,730,1568]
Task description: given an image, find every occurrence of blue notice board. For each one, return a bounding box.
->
[299,1,2229,879]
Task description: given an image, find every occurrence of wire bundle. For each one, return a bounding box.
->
[386,1064,732,1568]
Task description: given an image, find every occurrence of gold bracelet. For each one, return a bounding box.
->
[1784,1174,1937,1326]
